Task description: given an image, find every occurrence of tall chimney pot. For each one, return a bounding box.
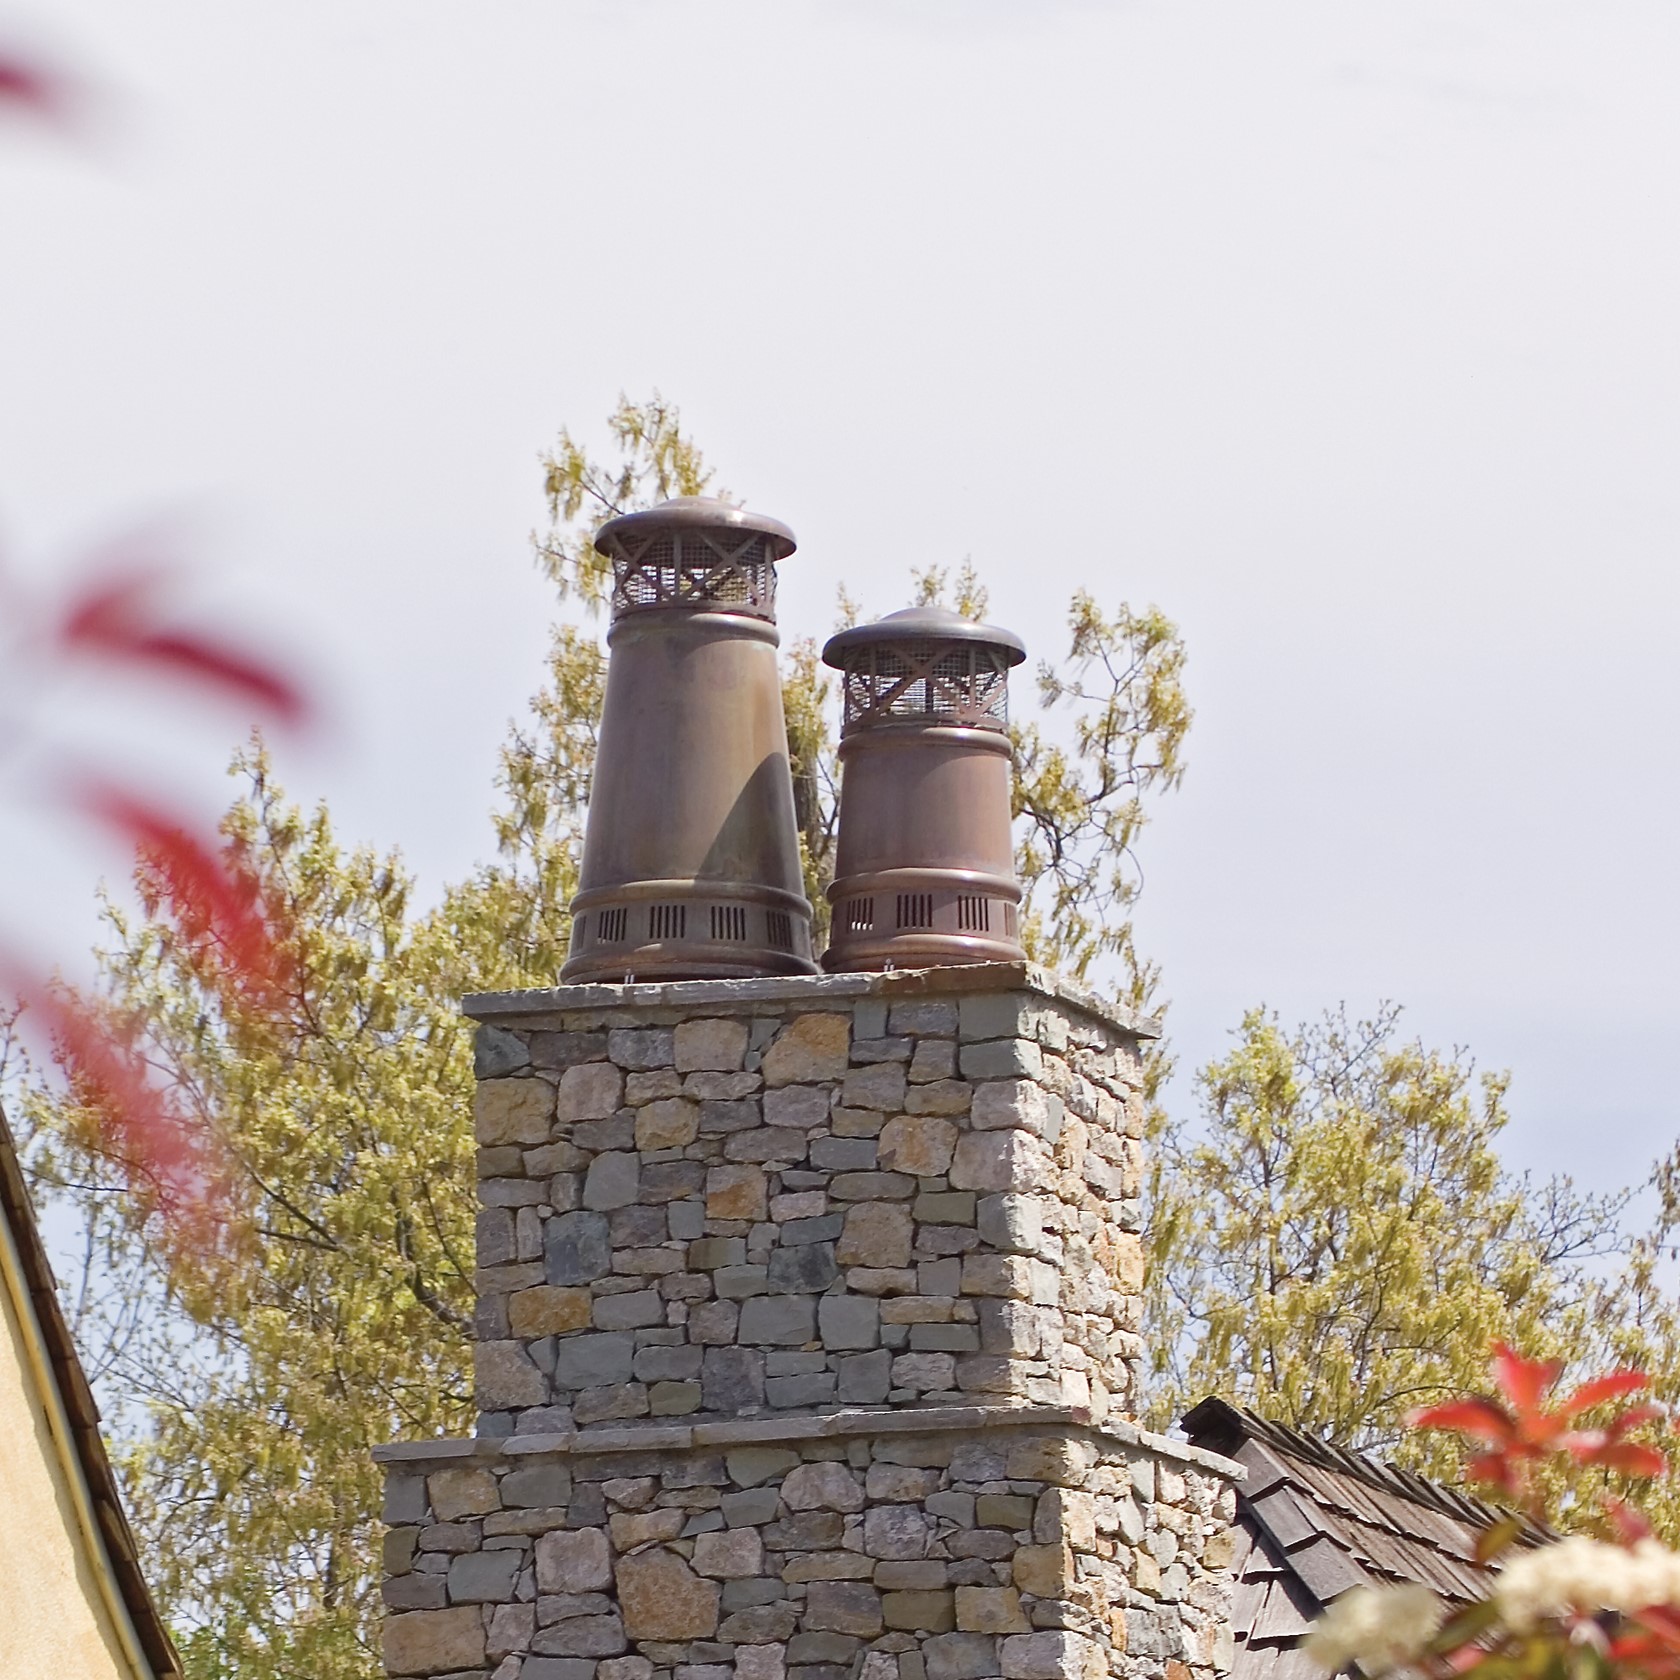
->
[821,605,1027,971]
[561,496,817,983]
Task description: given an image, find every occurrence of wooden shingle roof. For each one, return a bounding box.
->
[1181,1397,1549,1680]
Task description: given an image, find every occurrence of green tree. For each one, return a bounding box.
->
[15,394,1194,1679]
[1146,1003,1621,1476]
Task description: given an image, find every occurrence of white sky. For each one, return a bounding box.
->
[1,1,1676,1197]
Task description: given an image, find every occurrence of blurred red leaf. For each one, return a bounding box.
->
[1410,1398,1517,1445]
[0,53,62,120]
[70,779,289,999]
[60,565,307,727]
[1560,1370,1651,1417]
[1491,1343,1563,1414]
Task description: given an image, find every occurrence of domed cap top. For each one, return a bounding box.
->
[821,605,1026,669]
[596,496,797,561]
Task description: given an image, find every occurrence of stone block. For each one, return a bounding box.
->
[504,1465,572,1508]
[764,1086,832,1129]
[818,1294,879,1350]
[878,1115,957,1177]
[956,1588,1030,1634]
[610,1509,686,1548]
[767,1242,839,1294]
[545,1211,612,1285]
[641,1160,706,1202]
[478,1208,516,1267]
[903,1081,971,1118]
[959,1040,1044,1081]
[617,1548,721,1640]
[1000,1631,1102,1680]
[722,1604,800,1643]
[891,1352,956,1393]
[836,1203,913,1268]
[475,1024,530,1078]
[739,1294,817,1346]
[428,1466,498,1520]
[538,1613,627,1657]
[599,1660,655,1680]
[804,1581,884,1636]
[914,1192,976,1226]
[883,1591,956,1632]
[949,1131,1049,1194]
[511,1286,593,1337]
[830,1172,916,1201]
[676,1017,750,1072]
[736,1643,789,1680]
[702,1345,767,1410]
[762,1014,851,1085]
[707,1164,769,1221]
[837,1348,892,1402]
[976,1494,1034,1530]
[865,1505,931,1560]
[558,1060,626,1123]
[475,1079,554,1146]
[527,1661,599,1680]
[487,1601,537,1658]
[923,1631,998,1680]
[840,1063,908,1112]
[887,1001,957,1036]
[781,1213,845,1244]
[976,1194,1043,1253]
[969,1080,1055,1136]
[384,1607,487,1675]
[636,1098,699,1149]
[765,1371,836,1406]
[449,1548,521,1602]
[382,1574,446,1610]
[593,1289,663,1330]
[475,1340,548,1408]
[780,1460,864,1512]
[809,1136,876,1171]
[908,1039,958,1083]
[553,1332,634,1389]
[692,1526,766,1578]
[583,1151,641,1210]
[690,1300,741,1343]
[608,1027,675,1070]
[528,1029,607,1068]
[727,1446,801,1486]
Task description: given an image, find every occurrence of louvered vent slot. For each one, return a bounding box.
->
[570,914,587,949]
[1003,903,1018,936]
[896,893,934,930]
[844,897,874,932]
[711,904,748,942]
[957,895,990,932]
[598,907,627,943]
[649,903,687,941]
[766,910,793,951]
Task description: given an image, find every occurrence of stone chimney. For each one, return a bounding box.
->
[377,967,1241,1680]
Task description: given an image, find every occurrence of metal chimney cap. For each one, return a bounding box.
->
[821,606,1027,669]
[595,496,797,560]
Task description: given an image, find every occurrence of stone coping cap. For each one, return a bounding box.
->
[463,961,1159,1041]
[375,1403,1241,1482]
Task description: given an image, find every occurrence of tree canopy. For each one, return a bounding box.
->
[12,396,1196,1680]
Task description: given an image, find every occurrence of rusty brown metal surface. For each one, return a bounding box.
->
[821,606,1028,972]
[562,498,817,983]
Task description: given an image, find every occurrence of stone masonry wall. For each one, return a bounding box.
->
[378,1408,1239,1680]
[468,968,1150,1435]
[380,966,1242,1680]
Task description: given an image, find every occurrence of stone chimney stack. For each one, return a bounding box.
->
[378,971,1239,1680]
[375,512,1239,1680]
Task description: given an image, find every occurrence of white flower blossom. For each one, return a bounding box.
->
[1495,1536,1680,1632]
[1304,1583,1446,1675]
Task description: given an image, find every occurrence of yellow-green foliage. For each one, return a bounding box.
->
[1146,1004,1620,1479]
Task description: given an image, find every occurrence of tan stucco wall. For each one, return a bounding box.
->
[0,1221,150,1680]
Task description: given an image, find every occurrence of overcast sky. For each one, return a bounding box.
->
[2,1,1676,1198]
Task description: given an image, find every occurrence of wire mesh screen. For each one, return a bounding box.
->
[837,639,1012,732]
[605,528,777,620]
